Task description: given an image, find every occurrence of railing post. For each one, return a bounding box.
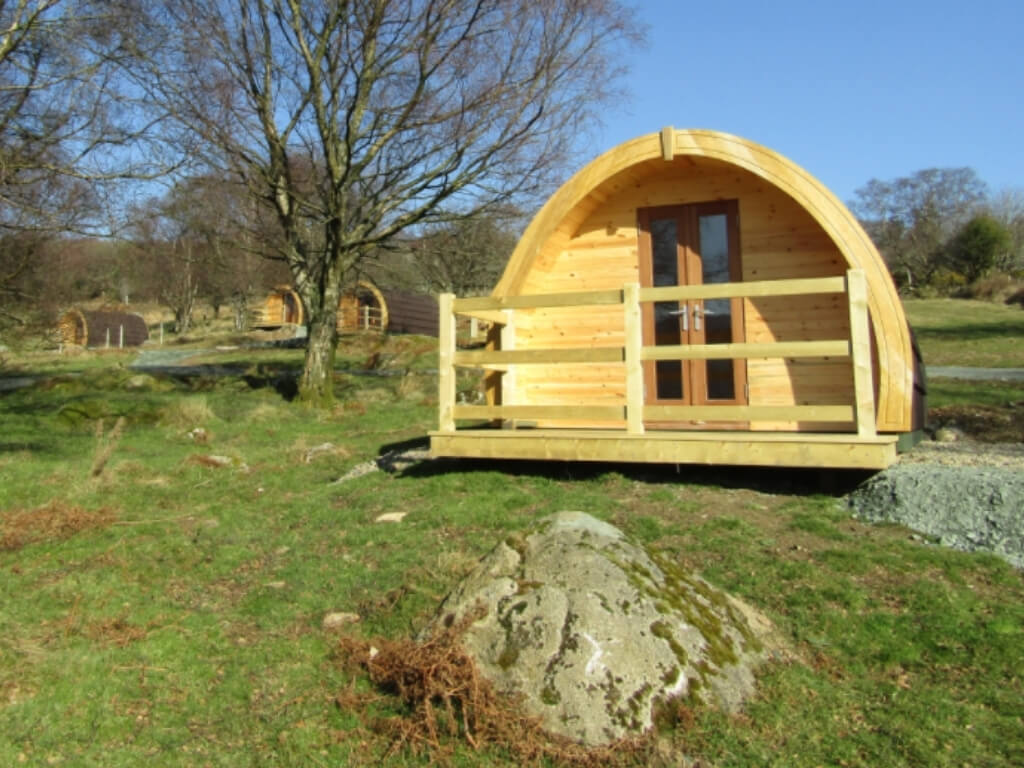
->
[500,309,516,427]
[438,293,457,432]
[846,269,877,437]
[623,283,644,434]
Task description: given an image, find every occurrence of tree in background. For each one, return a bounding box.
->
[142,0,642,405]
[0,0,163,323]
[944,215,1012,285]
[850,168,988,291]
[126,174,292,334]
[981,189,1024,275]
[408,215,518,296]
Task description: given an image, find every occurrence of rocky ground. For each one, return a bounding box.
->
[847,429,1024,568]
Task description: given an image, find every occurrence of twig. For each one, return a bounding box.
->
[111,515,197,526]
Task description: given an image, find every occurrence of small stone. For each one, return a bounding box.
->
[196,454,233,468]
[934,427,960,443]
[304,442,337,463]
[126,374,158,390]
[374,512,408,523]
[322,612,361,630]
[264,581,286,590]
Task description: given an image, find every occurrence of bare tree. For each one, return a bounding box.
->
[850,168,988,291]
[129,181,215,334]
[981,188,1024,273]
[410,214,517,296]
[0,0,164,312]
[143,0,642,404]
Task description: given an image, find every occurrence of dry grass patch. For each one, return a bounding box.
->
[0,501,115,552]
[160,395,217,429]
[83,618,148,648]
[336,614,646,766]
[246,401,291,423]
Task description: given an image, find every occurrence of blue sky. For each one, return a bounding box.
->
[589,0,1023,204]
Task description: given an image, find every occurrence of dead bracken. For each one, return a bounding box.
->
[334,611,647,766]
[0,501,116,552]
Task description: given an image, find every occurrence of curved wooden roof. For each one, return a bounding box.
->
[494,128,914,432]
[58,308,149,347]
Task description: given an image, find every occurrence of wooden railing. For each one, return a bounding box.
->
[338,304,385,332]
[437,270,876,438]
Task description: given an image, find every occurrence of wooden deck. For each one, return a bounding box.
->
[430,428,899,470]
[432,270,908,470]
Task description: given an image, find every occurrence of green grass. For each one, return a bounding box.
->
[1,340,1022,767]
[903,298,1024,367]
[927,378,1024,408]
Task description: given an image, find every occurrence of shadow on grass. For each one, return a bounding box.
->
[380,437,876,497]
[0,440,53,453]
[915,320,1024,341]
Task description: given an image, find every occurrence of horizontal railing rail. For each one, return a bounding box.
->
[437,271,876,438]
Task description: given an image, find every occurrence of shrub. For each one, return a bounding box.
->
[967,271,1024,303]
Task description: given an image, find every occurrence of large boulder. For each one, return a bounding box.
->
[423,511,775,746]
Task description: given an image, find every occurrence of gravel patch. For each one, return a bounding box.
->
[847,441,1024,568]
[330,448,432,484]
[928,366,1024,381]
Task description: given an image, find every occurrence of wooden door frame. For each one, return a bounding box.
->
[637,200,748,427]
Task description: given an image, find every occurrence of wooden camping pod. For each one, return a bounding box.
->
[338,280,439,336]
[431,128,922,469]
[251,286,305,328]
[338,281,388,332]
[58,308,149,348]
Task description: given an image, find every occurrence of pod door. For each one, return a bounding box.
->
[638,200,747,427]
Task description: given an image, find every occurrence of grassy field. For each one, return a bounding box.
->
[1,319,1022,766]
[903,298,1024,368]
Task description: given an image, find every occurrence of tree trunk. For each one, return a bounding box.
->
[299,309,337,406]
[232,291,248,331]
[298,273,341,406]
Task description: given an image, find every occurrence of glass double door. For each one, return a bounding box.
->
[638,200,746,422]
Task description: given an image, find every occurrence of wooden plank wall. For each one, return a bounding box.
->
[510,156,858,432]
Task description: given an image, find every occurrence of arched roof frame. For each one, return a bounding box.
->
[494,128,913,431]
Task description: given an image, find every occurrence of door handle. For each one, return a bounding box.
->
[667,306,688,331]
[693,305,702,332]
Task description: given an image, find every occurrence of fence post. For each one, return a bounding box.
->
[623,283,645,434]
[363,304,369,330]
[500,309,516,427]
[437,293,456,432]
[846,269,877,437]
[160,322,164,345]
[119,325,124,348]
[105,328,110,349]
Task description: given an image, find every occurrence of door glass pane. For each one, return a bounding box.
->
[699,214,729,284]
[654,302,683,399]
[651,218,678,287]
[699,213,735,400]
[651,217,683,399]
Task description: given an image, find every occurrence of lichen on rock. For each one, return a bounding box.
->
[422,511,776,746]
